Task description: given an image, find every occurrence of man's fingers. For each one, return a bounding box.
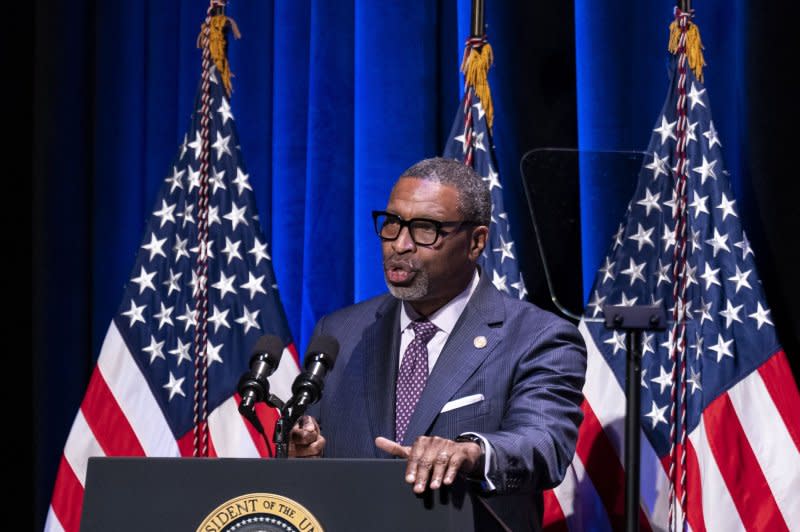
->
[300,415,318,431]
[443,452,464,485]
[287,416,324,458]
[429,448,453,489]
[290,416,320,444]
[408,437,444,493]
[379,436,481,493]
[292,436,325,458]
[375,436,410,458]
[375,435,425,491]
[290,427,317,444]
[410,437,482,492]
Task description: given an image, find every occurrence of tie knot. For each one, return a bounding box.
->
[411,319,438,344]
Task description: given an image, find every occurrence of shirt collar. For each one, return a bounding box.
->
[399,270,481,335]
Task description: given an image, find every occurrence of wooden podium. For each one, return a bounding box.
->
[80,457,477,531]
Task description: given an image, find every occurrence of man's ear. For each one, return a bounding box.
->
[468,226,489,260]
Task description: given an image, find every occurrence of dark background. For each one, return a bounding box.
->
[26,1,798,529]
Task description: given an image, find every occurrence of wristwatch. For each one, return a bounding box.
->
[454,433,483,447]
[454,434,486,475]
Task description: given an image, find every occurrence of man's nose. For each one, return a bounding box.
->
[391,226,416,254]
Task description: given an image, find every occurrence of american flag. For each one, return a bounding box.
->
[443,38,526,301]
[44,65,299,532]
[544,11,800,531]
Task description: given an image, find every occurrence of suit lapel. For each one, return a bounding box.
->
[362,298,402,447]
[401,276,505,444]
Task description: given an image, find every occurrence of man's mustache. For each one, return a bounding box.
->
[383,256,420,271]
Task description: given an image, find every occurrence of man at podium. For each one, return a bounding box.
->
[291,157,587,531]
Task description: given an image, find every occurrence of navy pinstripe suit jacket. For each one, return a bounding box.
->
[310,274,587,531]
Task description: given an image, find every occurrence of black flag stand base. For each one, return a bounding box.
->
[603,304,667,532]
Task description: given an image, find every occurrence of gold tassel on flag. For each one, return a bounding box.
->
[668,18,706,82]
[196,14,241,96]
[461,39,495,130]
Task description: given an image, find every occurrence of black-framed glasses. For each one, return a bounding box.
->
[371,210,477,246]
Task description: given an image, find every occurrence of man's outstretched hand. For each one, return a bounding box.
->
[375,436,482,494]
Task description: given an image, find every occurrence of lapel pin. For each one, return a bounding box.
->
[473,336,487,349]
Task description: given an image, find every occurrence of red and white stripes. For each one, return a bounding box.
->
[544,323,800,532]
[44,322,298,532]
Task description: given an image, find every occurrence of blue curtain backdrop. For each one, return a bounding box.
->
[575,1,747,298]
[33,0,798,528]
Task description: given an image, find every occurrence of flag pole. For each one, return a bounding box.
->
[470,0,484,37]
[462,0,495,134]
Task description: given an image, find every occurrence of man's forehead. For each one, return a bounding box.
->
[386,177,460,218]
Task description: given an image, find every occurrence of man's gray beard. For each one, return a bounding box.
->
[385,269,429,300]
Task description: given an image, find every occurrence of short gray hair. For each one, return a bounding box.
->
[398,157,491,226]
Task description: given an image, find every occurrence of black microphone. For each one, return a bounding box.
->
[237,335,284,419]
[288,335,339,412]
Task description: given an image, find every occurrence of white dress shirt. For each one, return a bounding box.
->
[398,270,480,372]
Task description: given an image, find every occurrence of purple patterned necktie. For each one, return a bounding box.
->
[395,319,438,442]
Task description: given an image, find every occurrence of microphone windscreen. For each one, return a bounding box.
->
[251,335,285,362]
[305,335,339,366]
